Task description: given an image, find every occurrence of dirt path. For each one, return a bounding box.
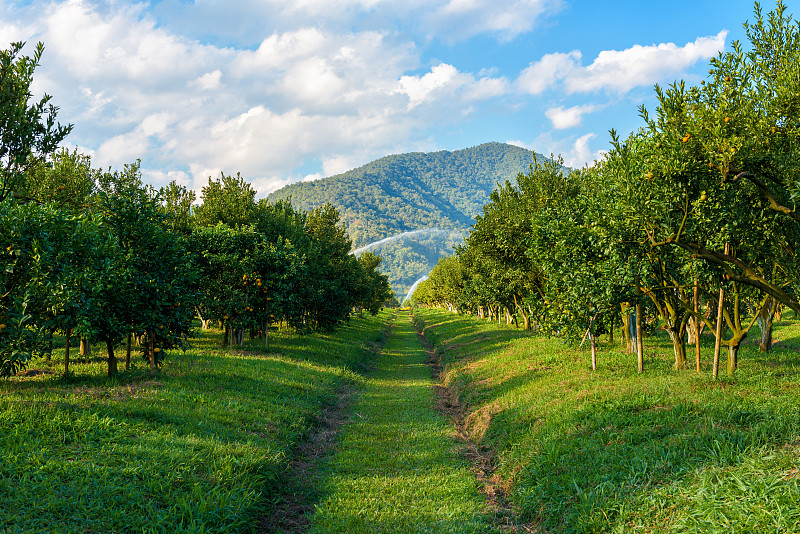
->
[306,310,496,533]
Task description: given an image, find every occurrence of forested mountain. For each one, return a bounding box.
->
[267,142,547,296]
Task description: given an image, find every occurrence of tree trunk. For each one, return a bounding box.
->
[222,325,229,348]
[757,297,777,352]
[694,279,701,372]
[608,313,614,344]
[64,329,71,375]
[107,340,117,377]
[80,338,91,357]
[620,305,632,353]
[590,331,597,371]
[713,287,724,380]
[125,332,132,370]
[148,336,155,375]
[668,328,687,370]
[727,343,739,376]
[636,303,644,373]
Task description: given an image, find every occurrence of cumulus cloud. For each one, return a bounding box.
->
[513,133,605,169]
[545,104,602,129]
[0,0,728,197]
[0,1,513,194]
[516,51,581,95]
[399,63,509,109]
[152,0,563,45]
[566,31,728,93]
[400,64,466,109]
[518,31,727,95]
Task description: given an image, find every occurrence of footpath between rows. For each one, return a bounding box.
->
[306,310,495,534]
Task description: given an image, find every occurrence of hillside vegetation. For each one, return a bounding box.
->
[268,142,542,248]
[268,142,546,296]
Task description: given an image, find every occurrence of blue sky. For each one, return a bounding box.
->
[0,0,770,195]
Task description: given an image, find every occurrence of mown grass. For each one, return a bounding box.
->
[0,312,390,533]
[413,308,800,533]
[309,310,493,534]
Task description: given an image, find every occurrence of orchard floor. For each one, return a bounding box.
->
[304,310,497,534]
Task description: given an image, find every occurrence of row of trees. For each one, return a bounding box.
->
[415,2,800,377]
[0,42,392,378]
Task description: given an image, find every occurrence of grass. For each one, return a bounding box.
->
[413,308,800,533]
[0,312,389,533]
[309,310,493,534]
[6,306,800,533]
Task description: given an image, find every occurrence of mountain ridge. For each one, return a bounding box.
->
[266,142,545,295]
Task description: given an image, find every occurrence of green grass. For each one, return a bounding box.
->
[0,312,389,533]
[413,308,800,533]
[309,310,493,534]
[7,307,799,533]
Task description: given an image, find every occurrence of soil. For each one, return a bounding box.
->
[256,384,356,534]
[413,315,547,534]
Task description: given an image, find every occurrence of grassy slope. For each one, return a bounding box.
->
[310,310,492,534]
[413,308,800,533]
[0,312,389,533]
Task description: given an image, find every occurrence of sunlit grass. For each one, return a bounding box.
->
[414,308,800,533]
[0,313,389,533]
[310,311,492,534]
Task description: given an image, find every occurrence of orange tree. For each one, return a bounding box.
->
[0,41,71,203]
[96,172,196,376]
[636,1,800,311]
[0,200,56,375]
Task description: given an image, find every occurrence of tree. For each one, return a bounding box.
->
[635,1,800,315]
[22,148,98,210]
[0,41,72,202]
[195,172,257,228]
[353,251,394,317]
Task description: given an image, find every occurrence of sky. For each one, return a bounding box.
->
[0,0,772,196]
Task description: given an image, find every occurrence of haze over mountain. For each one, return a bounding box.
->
[267,142,546,297]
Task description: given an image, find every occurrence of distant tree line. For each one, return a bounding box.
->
[0,42,392,378]
[415,2,800,378]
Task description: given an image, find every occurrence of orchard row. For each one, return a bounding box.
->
[415,2,800,377]
[0,46,391,378]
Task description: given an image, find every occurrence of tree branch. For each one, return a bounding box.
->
[674,239,800,314]
[726,170,800,223]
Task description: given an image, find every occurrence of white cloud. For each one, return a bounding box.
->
[192,70,222,91]
[464,76,510,101]
[399,63,508,110]
[566,31,728,93]
[0,0,726,198]
[400,63,466,109]
[143,169,192,189]
[517,51,581,95]
[545,104,601,129]
[567,133,604,168]
[303,172,324,182]
[517,31,727,95]
[520,132,606,169]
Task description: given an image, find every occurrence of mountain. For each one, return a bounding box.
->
[267,142,544,297]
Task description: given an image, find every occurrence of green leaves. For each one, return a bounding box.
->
[0,42,72,202]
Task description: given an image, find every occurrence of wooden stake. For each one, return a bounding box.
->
[694,279,701,372]
[636,302,644,373]
[713,287,724,380]
[64,329,72,376]
[149,336,155,375]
